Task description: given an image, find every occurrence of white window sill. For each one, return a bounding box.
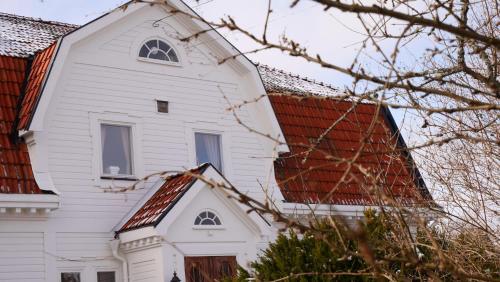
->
[100,175,138,181]
[192,225,225,230]
[137,57,182,67]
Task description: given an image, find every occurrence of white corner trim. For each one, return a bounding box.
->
[0,194,59,210]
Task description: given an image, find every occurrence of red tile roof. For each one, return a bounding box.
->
[0,56,42,194]
[270,94,431,205]
[17,43,57,130]
[118,164,209,233]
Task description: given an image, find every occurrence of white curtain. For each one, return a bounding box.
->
[120,126,131,175]
[100,125,107,174]
[198,133,222,170]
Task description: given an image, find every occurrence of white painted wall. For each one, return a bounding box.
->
[1,3,281,282]
[0,232,45,282]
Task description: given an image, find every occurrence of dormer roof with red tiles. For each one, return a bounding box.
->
[118,163,210,233]
[16,43,57,130]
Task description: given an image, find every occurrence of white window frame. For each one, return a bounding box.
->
[186,124,233,179]
[59,267,85,282]
[192,209,225,230]
[96,268,119,282]
[137,37,182,67]
[90,112,144,187]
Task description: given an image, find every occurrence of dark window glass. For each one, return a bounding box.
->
[158,40,169,52]
[97,271,116,282]
[146,40,157,50]
[139,45,149,57]
[61,272,80,282]
[149,50,168,61]
[101,124,132,176]
[157,100,169,113]
[214,217,221,225]
[195,133,222,171]
[167,49,178,62]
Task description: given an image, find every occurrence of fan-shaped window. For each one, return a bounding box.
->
[194,211,222,226]
[138,39,179,63]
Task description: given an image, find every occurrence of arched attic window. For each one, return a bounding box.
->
[138,39,179,63]
[194,210,222,226]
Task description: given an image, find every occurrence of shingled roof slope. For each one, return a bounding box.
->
[269,94,430,205]
[118,164,209,233]
[0,12,76,57]
[16,43,57,130]
[258,64,343,97]
[0,56,42,194]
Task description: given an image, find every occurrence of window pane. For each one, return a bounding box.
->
[97,271,116,282]
[158,40,169,52]
[149,50,168,61]
[139,45,149,57]
[61,272,80,282]
[101,124,132,176]
[195,133,222,171]
[167,49,179,62]
[146,40,157,50]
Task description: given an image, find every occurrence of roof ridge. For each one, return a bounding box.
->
[162,163,209,182]
[256,63,339,92]
[0,12,79,28]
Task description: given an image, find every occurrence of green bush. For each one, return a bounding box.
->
[237,210,499,281]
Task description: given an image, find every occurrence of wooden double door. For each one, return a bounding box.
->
[184,256,237,282]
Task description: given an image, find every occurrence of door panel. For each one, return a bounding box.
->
[184,256,237,282]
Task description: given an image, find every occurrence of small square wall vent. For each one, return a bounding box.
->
[156,100,169,113]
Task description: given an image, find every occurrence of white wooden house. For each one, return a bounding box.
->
[0,1,431,281]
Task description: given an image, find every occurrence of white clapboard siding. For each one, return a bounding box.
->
[0,232,45,282]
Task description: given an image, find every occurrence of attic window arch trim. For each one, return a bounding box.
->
[137,38,181,66]
[192,209,224,230]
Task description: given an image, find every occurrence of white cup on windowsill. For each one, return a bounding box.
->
[108,166,120,176]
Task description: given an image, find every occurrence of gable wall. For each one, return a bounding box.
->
[160,185,264,281]
[5,4,279,280]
